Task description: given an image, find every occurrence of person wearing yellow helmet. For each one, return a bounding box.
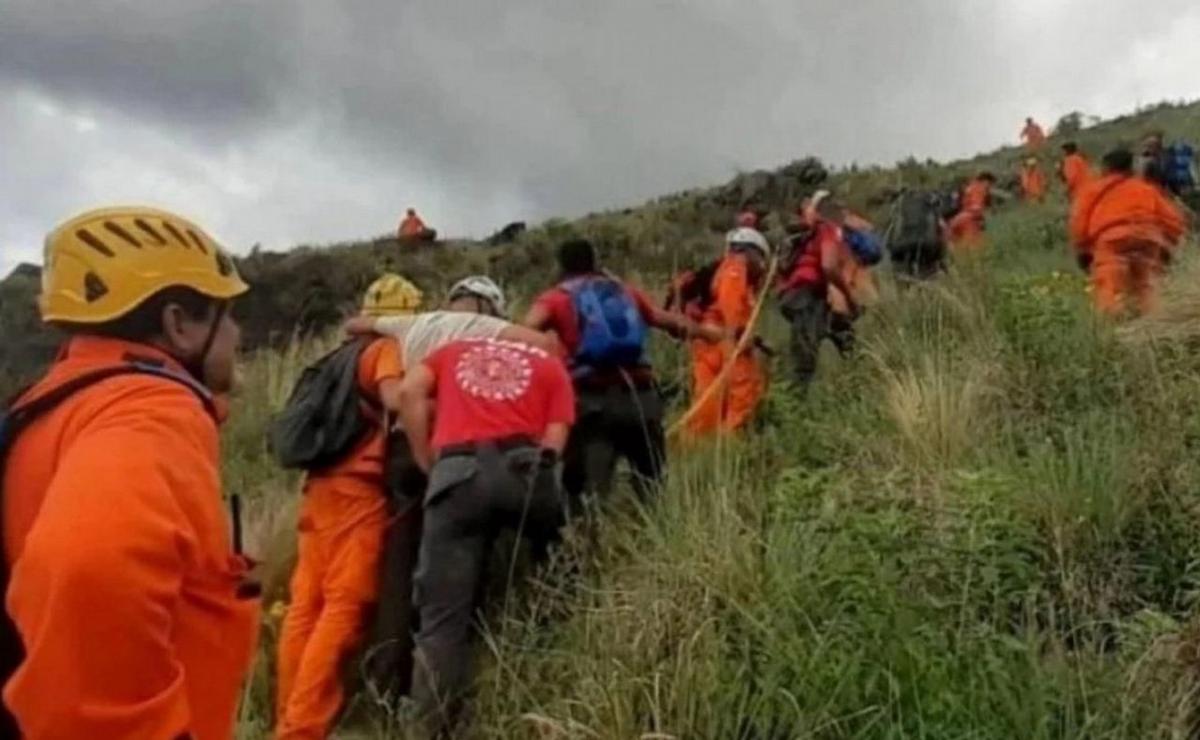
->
[0,206,258,740]
[275,272,425,738]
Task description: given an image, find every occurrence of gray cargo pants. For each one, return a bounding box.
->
[410,443,565,732]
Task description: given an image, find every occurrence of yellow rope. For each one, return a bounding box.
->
[666,254,779,439]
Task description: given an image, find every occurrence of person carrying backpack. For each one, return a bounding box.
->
[887,188,949,281]
[398,334,576,734]
[0,206,258,740]
[273,273,423,740]
[776,196,860,390]
[524,239,724,500]
[687,227,774,435]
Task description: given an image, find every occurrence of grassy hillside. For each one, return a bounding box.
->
[207,102,1200,738]
[4,100,1200,737]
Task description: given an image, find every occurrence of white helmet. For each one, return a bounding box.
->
[447,275,507,316]
[726,227,772,258]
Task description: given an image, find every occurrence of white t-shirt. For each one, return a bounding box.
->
[374,311,510,368]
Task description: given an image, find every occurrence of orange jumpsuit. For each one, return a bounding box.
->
[688,253,766,436]
[1061,154,1092,201]
[1021,122,1047,151]
[1021,164,1047,203]
[948,179,991,250]
[3,336,260,740]
[398,213,427,239]
[276,338,401,740]
[1070,174,1186,316]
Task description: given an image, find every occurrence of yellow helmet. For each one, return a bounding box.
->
[41,206,248,324]
[362,273,422,316]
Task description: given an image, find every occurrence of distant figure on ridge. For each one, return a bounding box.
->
[1021,117,1047,151]
[398,208,437,244]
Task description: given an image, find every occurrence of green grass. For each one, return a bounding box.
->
[224,188,1200,738]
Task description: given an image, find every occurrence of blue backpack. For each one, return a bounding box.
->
[565,277,648,371]
[1166,143,1196,190]
[843,226,884,266]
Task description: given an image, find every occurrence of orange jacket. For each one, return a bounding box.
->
[1021,166,1047,200]
[1061,154,1092,197]
[1069,174,1186,255]
[3,336,260,740]
[961,179,991,214]
[398,213,427,238]
[1021,122,1046,149]
[704,252,759,332]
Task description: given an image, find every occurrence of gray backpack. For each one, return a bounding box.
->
[269,338,376,471]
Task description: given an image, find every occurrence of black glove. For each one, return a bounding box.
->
[1076,253,1093,273]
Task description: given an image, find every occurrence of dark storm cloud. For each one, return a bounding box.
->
[2,0,1199,273]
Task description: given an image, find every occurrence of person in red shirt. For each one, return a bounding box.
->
[398,337,575,731]
[776,192,859,389]
[275,273,424,740]
[524,239,723,500]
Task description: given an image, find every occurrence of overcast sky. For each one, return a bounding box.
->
[3,0,1200,275]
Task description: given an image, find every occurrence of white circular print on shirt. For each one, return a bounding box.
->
[454,341,533,401]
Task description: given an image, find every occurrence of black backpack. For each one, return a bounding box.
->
[269,338,377,471]
[887,191,946,260]
[0,360,215,739]
[664,259,721,312]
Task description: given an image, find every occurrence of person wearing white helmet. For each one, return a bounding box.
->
[523,238,726,502]
[344,274,556,368]
[686,225,774,436]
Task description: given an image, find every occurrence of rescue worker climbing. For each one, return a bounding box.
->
[1020,157,1048,203]
[1021,117,1047,151]
[399,334,576,734]
[776,193,860,389]
[398,208,437,243]
[274,274,423,740]
[948,172,997,250]
[524,239,724,500]
[687,227,773,435]
[1060,142,1093,200]
[0,206,259,740]
[1070,148,1187,317]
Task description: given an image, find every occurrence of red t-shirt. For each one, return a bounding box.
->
[532,277,657,357]
[423,338,576,451]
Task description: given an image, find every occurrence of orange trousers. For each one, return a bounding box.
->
[276,478,388,740]
[1090,240,1166,317]
[948,211,985,252]
[686,340,765,436]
